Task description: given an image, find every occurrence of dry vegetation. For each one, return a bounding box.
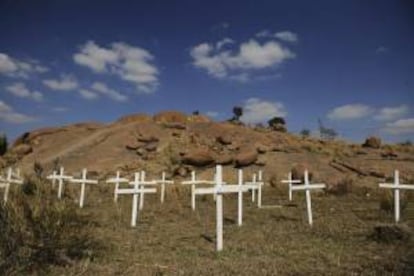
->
[1,170,413,275]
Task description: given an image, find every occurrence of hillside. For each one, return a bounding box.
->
[2,111,414,188]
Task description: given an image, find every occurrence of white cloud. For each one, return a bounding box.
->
[0,53,18,73]
[0,100,36,124]
[6,82,43,102]
[91,82,128,102]
[0,53,48,78]
[216,38,234,49]
[274,31,298,43]
[43,74,79,91]
[327,104,374,120]
[190,38,295,80]
[374,105,409,121]
[382,118,414,135]
[241,98,287,124]
[79,89,98,100]
[256,30,298,43]
[73,41,159,93]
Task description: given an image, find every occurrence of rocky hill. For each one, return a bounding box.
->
[2,111,414,191]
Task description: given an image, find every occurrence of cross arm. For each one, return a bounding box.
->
[116,187,157,194]
[106,177,129,183]
[290,184,326,191]
[379,183,414,190]
[70,179,98,184]
[181,180,216,185]
[281,180,302,184]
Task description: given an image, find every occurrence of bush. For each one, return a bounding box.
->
[300,129,310,138]
[0,134,7,156]
[0,176,100,274]
[268,117,287,132]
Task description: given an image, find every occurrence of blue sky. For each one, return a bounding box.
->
[0,0,413,142]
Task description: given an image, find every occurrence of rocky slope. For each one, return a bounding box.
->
[2,111,414,192]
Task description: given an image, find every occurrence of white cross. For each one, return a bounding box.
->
[379,170,414,223]
[153,172,174,203]
[281,171,302,201]
[194,165,249,251]
[0,167,23,203]
[105,171,129,202]
[47,167,73,199]
[244,171,264,208]
[116,172,157,227]
[132,171,158,210]
[290,170,325,226]
[46,170,58,189]
[182,171,216,210]
[69,168,98,208]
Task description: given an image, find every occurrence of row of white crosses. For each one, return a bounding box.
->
[0,167,23,203]
[47,167,98,208]
[379,170,414,223]
[181,169,264,211]
[281,170,326,226]
[115,172,157,227]
[244,170,264,208]
[106,171,174,205]
[181,171,216,210]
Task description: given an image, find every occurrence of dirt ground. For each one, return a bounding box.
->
[45,177,414,276]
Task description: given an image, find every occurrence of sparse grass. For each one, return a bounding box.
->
[41,182,414,275]
[1,171,413,275]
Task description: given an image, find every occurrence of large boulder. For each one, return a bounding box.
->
[235,149,258,167]
[215,154,233,165]
[182,149,215,167]
[125,137,141,150]
[216,135,232,145]
[362,136,381,149]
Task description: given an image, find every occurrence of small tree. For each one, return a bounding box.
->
[232,106,243,121]
[0,134,7,156]
[268,117,287,132]
[192,110,200,116]
[318,119,337,141]
[300,129,310,138]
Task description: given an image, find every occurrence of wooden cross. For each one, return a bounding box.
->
[281,171,302,201]
[379,170,414,223]
[69,169,98,208]
[115,172,157,227]
[0,167,23,203]
[194,165,249,251]
[106,171,129,202]
[153,172,174,203]
[244,171,264,208]
[182,171,215,210]
[290,170,325,226]
[47,167,73,199]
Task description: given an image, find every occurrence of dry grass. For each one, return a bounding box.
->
[28,179,413,275]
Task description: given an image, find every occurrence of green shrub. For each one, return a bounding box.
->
[0,134,7,156]
[0,176,100,274]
